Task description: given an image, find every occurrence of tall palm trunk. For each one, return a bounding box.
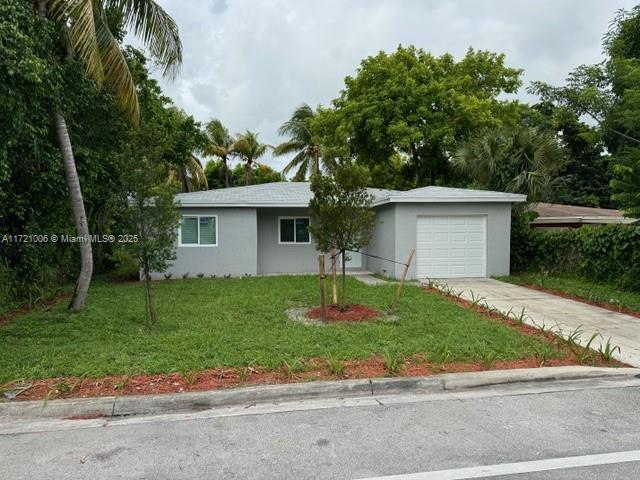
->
[222,157,230,188]
[245,159,253,185]
[54,112,93,311]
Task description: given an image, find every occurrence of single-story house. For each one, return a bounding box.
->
[158,182,525,280]
[530,202,637,229]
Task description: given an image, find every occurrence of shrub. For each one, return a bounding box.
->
[511,216,640,291]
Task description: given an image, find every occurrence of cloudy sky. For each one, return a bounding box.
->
[144,0,637,171]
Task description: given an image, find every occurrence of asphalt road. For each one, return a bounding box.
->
[2,378,640,479]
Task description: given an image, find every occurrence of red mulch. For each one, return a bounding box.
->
[0,292,71,327]
[518,283,640,319]
[307,303,380,322]
[4,350,622,403]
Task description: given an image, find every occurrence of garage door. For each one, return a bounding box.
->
[416,215,486,278]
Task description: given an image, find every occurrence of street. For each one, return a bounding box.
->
[2,376,640,479]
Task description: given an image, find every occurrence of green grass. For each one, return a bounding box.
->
[0,276,556,384]
[497,273,640,313]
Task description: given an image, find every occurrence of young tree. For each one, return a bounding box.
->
[125,158,180,327]
[309,164,375,307]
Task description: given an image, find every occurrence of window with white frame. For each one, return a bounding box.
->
[180,215,217,246]
[279,217,310,244]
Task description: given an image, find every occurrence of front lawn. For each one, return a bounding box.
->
[0,276,557,385]
[498,274,640,314]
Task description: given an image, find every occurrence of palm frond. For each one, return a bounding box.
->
[282,150,310,176]
[273,140,305,156]
[49,0,104,86]
[187,154,208,190]
[106,0,182,78]
[95,3,139,123]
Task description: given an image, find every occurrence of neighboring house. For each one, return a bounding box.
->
[530,203,637,229]
[160,182,525,280]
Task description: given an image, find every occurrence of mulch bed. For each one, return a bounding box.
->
[2,353,599,403]
[517,283,640,319]
[307,303,380,322]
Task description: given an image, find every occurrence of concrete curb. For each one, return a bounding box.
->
[1,366,638,420]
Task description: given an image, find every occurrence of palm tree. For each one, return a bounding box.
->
[274,104,337,180]
[169,154,208,192]
[233,131,270,185]
[453,127,564,202]
[36,0,182,310]
[203,119,235,188]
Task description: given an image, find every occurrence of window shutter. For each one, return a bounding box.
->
[199,217,216,245]
[181,217,198,244]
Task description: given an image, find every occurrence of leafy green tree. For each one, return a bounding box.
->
[203,118,235,188]
[309,164,375,307]
[161,107,208,193]
[35,0,183,310]
[124,157,179,327]
[521,102,612,207]
[1,0,135,305]
[332,46,522,186]
[529,6,640,216]
[453,127,564,202]
[230,163,284,186]
[233,131,271,185]
[204,160,228,189]
[274,104,337,180]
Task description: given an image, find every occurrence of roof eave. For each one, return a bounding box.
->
[177,202,311,208]
[375,195,527,205]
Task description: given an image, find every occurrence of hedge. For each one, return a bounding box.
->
[511,217,640,291]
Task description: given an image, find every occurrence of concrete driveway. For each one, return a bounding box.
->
[436,278,640,367]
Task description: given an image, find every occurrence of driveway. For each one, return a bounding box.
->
[437,278,640,367]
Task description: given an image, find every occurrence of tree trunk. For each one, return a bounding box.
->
[341,250,347,308]
[36,0,47,16]
[331,248,338,305]
[222,157,230,188]
[245,160,253,185]
[54,112,93,311]
[144,273,157,327]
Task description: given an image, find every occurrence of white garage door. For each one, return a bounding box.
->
[416,215,487,278]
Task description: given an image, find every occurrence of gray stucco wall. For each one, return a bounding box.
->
[363,204,396,278]
[257,207,323,274]
[388,202,513,279]
[155,207,257,279]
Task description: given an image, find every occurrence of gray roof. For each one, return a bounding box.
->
[175,182,525,207]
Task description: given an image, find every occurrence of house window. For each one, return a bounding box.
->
[279,217,310,244]
[180,215,217,246]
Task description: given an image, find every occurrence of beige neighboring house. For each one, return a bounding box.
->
[530,202,637,229]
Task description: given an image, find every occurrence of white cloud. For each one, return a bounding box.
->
[142,0,637,171]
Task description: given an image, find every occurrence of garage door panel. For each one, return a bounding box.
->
[416,215,487,279]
